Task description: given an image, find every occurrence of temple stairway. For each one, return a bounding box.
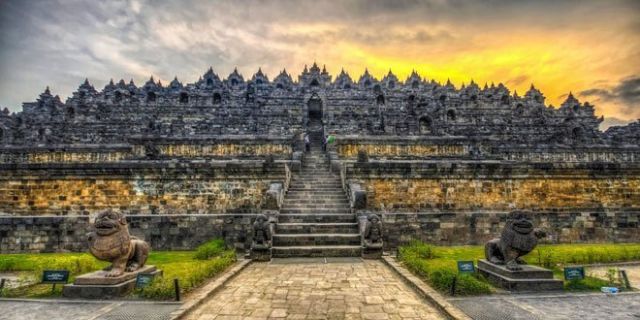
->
[272,129,361,257]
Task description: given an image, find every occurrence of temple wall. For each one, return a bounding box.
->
[0,136,296,164]
[363,178,640,211]
[0,161,289,216]
[381,211,640,249]
[3,210,638,253]
[0,214,256,253]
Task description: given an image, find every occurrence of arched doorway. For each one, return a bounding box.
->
[308,95,323,121]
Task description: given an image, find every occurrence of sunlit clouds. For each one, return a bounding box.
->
[0,0,638,129]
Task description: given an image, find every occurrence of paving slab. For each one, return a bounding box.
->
[0,299,179,320]
[450,292,640,320]
[586,264,640,289]
[185,258,446,319]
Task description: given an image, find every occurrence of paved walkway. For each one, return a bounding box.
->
[587,263,639,289]
[450,292,640,320]
[0,299,179,320]
[186,258,445,320]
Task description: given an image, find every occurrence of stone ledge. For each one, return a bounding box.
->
[381,256,472,320]
[169,258,252,320]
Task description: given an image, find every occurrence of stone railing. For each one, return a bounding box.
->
[0,135,297,164]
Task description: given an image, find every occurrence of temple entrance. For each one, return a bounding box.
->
[308,95,323,121]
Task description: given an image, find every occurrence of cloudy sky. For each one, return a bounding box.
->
[0,0,638,129]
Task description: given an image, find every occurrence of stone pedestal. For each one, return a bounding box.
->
[251,247,272,261]
[362,246,382,259]
[62,265,161,299]
[478,260,563,292]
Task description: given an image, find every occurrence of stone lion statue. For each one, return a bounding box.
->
[252,214,272,249]
[363,214,383,249]
[485,211,546,270]
[88,210,150,277]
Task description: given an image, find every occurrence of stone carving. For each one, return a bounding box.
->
[144,142,160,159]
[485,210,546,270]
[88,210,150,277]
[3,64,638,147]
[251,214,272,249]
[363,214,383,249]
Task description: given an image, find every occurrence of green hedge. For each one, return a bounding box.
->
[397,241,640,295]
[398,241,492,296]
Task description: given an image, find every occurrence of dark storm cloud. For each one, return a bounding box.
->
[580,76,640,114]
[0,0,638,114]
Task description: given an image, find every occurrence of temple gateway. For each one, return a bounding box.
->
[0,63,639,256]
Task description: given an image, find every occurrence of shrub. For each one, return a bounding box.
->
[140,250,236,299]
[398,240,437,260]
[398,241,492,296]
[194,238,227,260]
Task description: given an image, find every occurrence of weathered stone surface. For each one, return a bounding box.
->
[62,266,162,299]
[73,265,157,285]
[484,211,544,270]
[1,64,640,254]
[88,210,150,277]
[478,259,563,292]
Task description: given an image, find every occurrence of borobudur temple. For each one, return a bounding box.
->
[0,63,639,255]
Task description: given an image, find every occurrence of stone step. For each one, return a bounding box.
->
[281,208,351,214]
[287,189,345,193]
[271,245,362,258]
[288,184,343,188]
[276,223,359,234]
[278,214,357,223]
[287,190,344,193]
[273,233,361,246]
[281,199,350,205]
[281,204,350,210]
[285,195,348,199]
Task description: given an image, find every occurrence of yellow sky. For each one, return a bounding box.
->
[1,0,638,128]
[268,21,639,124]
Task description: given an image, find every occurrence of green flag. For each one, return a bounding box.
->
[327,135,335,144]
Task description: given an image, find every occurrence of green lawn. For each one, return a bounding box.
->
[398,242,640,296]
[0,240,237,300]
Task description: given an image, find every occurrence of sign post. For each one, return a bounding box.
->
[42,270,69,293]
[563,266,585,281]
[457,261,475,274]
[135,273,156,291]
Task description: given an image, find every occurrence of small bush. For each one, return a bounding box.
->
[140,250,236,299]
[398,240,437,260]
[194,238,227,260]
[398,241,492,296]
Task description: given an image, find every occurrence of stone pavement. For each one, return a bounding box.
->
[450,292,640,320]
[0,299,179,320]
[586,264,640,289]
[185,258,445,320]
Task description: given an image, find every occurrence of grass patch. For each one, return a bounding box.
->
[398,241,640,295]
[194,238,227,260]
[398,241,492,296]
[139,250,236,299]
[0,239,237,299]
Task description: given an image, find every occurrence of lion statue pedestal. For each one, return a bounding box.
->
[63,211,161,299]
[478,211,562,292]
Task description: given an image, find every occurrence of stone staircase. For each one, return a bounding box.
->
[272,130,361,257]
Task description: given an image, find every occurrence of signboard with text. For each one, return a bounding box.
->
[135,273,156,289]
[564,267,585,281]
[457,261,475,273]
[42,270,69,284]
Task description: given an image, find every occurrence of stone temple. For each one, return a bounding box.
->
[0,63,639,256]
